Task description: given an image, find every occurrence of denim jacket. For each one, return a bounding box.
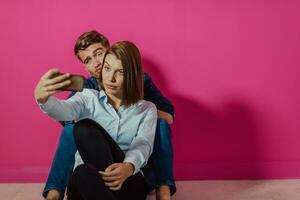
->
[60,72,174,126]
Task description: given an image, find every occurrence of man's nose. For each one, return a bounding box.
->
[92,58,101,68]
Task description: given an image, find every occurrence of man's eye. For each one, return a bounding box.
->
[85,59,91,65]
[96,52,102,57]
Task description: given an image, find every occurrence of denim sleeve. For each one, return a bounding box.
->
[143,72,175,119]
[59,77,99,126]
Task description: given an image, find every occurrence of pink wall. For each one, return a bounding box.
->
[0,0,300,182]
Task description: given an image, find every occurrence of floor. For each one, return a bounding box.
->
[1,180,300,200]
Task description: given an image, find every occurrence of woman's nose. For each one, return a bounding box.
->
[108,73,115,82]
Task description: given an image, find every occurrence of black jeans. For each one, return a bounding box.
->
[67,119,148,200]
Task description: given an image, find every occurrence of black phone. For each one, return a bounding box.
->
[59,74,85,92]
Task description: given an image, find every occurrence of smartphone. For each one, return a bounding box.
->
[59,74,85,92]
[51,72,85,92]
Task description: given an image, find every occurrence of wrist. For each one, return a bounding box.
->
[124,162,135,176]
[36,96,48,104]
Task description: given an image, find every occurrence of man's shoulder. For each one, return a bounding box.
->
[84,77,99,90]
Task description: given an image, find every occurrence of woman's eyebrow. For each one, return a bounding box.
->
[104,61,111,66]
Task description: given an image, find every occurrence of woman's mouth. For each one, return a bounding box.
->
[105,84,117,90]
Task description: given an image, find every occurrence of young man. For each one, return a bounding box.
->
[39,31,176,200]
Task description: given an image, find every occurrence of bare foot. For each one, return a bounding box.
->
[46,189,61,200]
[156,185,171,200]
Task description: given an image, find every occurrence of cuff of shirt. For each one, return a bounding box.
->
[37,96,55,113]
[123,152,144,175]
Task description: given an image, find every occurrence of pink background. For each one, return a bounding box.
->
[0,0,300,182]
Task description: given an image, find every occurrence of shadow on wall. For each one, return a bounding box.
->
[143,58,265,180]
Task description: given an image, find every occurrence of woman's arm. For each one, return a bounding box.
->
[38,93,85,122]
[123,102,158,175]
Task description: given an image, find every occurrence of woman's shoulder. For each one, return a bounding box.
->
[136,100,157,112]
[77,89,100,100]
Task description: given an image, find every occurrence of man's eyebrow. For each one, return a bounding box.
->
[93,48,104,54]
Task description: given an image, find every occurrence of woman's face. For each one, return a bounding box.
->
[102,53,124,98]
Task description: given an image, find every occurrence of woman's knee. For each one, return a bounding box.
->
[73,164,95,177]
[73,119,98,142]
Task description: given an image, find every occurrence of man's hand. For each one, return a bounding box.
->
[157,110,173,124]
[46,189,61,200]
[34,69,71,104]
[99,162,134,191]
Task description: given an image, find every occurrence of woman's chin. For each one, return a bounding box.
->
[105,89,117,95]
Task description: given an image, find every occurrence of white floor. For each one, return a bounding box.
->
[1,180,300,200]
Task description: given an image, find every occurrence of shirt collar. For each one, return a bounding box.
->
[99,89,108,103]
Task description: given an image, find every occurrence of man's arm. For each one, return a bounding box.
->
[143,72,174,124]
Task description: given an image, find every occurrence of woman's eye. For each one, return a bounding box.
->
[104,66,110,71]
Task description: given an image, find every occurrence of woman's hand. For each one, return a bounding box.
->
[99,162,134,191]
[34,69,71,104]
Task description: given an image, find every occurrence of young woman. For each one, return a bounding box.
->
[36,41,157,200]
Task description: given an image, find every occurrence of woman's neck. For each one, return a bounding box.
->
[97,80,123,111]
[107,93,123,111]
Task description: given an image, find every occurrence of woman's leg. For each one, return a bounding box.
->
[69,119,148,200]
[120,172,148,200]
[43,123,77,199]
[67,164,117,200]
[73,118,124,170]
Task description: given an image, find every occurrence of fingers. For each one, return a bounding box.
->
[104,180,121,187]
[105,163,120,172]
[45,79,71,91]
[42,68,60,79]
[110,184,122,191]
[45,73,71,87]
[101,167,120,177]
[103,179,122,191]
[99,171,122,191]
[100,173,120,182]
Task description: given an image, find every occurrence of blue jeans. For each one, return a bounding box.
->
[42,119,176,199]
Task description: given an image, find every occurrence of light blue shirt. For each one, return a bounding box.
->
[39,89,157,174]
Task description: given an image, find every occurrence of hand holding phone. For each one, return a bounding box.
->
[59,74,85,92]
[51,72,85,92]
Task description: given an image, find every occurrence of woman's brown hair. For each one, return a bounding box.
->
[106,41,144,107]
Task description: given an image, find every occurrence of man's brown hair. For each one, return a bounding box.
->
[74,31,110,60]
[106,41,144,107]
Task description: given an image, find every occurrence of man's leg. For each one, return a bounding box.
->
[143,119,176,199]
[43,123,77,199]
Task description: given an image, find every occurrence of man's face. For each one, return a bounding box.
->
[78,43,108,79]
[102,53,124,98]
